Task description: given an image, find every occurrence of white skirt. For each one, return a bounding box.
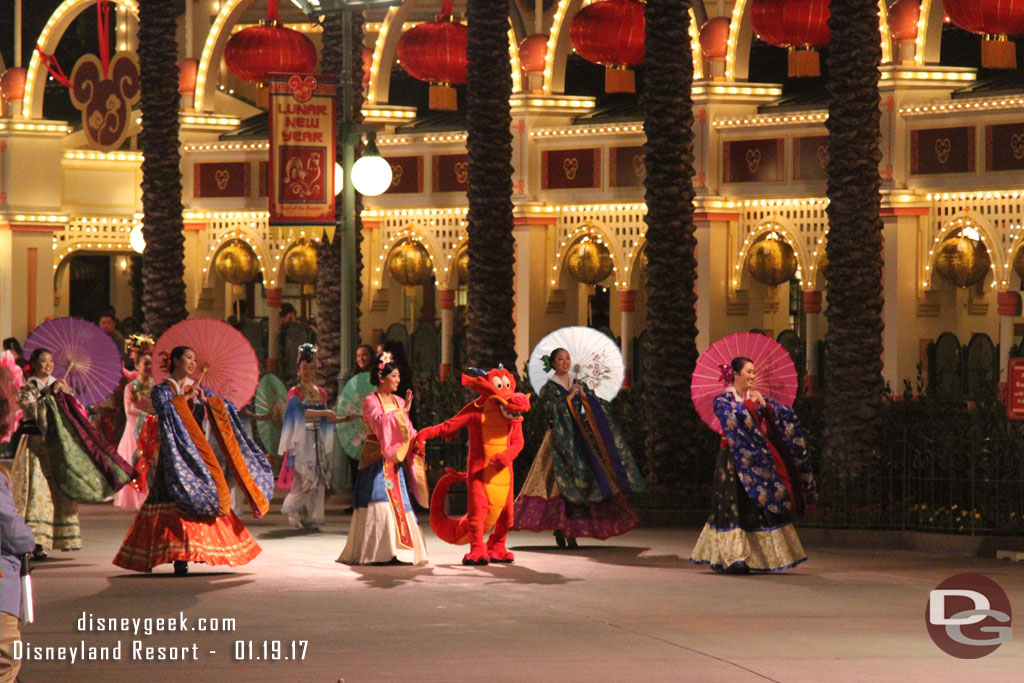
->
[337,501,428,566]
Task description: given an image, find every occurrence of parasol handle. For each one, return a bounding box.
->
[196,364,210,386]
[63,360,74,380]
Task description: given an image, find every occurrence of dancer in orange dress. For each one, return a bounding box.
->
[113,346,274,575]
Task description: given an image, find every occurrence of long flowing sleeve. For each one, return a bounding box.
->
[362,393,416,462]
[17,382,46,427]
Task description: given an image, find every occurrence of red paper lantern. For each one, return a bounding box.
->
[224,23,318,83]
[397,0,467,111]
[519,34,549,73]
[0,66,27,102]
[362,47,373,87]
[943,0,1024,69]
[178,58,199,94]
[699,17,731,60]
[751,0,831,77]
[569,0,646,94]
[888,0,921,41]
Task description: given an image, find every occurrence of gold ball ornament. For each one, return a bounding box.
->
[567,239,614,285]
[283,241,318,285]
[746,236,798,287]
[934,235,990,288]
[388,241,433,286]
[213,239,259,284]
[1014,246,1024,283]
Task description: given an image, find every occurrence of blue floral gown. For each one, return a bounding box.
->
[690,388,815,573]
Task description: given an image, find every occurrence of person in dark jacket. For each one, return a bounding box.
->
[0,466,38,681]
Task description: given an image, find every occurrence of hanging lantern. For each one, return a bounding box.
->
[569,0,646,94]
[699,17,730,79]
[284,241,318,285]
[0,66,27,103]
[214,240,260,284]
[178,58,199,94]
[396,0,468,111]
[888,0,921,64]
[746,234,798,286]
[934,233,991,287]
[455,248,469,284]
[224,0,317,84]
[362,47,373,87]
[751,0,831,77]
[388,241,434,286]
[519,34,549,73]
[567,238,614,285]
[943,0,1024,69]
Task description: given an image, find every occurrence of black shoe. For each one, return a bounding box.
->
[173,560,189,576]
[566,536,578,549]
[32,545,47,561]
[553,530,566,548]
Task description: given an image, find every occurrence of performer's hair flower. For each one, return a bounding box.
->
[126,333,155,356]
[296,343,318,366]
[378,351,393,370]
[540,354,553,372]
[718,363,734,383]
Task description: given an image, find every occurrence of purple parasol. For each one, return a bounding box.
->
[23,317,123,406]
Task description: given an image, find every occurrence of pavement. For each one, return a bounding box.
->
[14,496,1024,682]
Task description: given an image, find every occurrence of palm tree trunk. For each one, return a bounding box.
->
[641,0,700,489]
[823,0,886,501]
[317,13,366,400]
[137,0,187,338]
[465,0,516,372]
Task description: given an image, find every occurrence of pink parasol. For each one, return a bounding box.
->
[152,318,259,408]
[691,332,799,434]
[23,317,123,406]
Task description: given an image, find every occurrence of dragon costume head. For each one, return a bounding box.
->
[462,366,530,421]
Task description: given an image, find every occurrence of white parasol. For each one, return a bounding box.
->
[527,326,624,401]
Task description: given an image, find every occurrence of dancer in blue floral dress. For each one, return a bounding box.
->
[690,356,815,573]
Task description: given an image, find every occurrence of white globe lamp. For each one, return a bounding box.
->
[351,132,392,197]
[129,223,146,254]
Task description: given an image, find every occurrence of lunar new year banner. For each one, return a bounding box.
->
[269,74,337,236]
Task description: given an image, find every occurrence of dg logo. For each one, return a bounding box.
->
[927,573,1012,658]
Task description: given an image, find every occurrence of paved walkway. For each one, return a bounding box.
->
[15,500,1024,682]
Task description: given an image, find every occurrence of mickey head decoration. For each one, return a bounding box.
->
[69,52,140,152]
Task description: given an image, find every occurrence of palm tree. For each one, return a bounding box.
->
[137,0,187,337]
[316,13,366,400]
[464,0,516,372]
[823,1,885,499]
[641,0,700,489]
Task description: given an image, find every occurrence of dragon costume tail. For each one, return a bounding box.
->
[430,468,471,545]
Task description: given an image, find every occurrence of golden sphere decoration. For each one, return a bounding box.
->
[1013,246,1024,283]
[746,234,798,286]
[639,247,648,274]
[283,241,318,284]
[566,238,613,285]
[213,239,259,284]
[388,241,433,286]
[934,235,990,288]
[455,248,469,284]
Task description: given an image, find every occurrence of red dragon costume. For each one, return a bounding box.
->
[415,367,530,565]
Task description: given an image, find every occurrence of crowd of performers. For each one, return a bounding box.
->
[0,325,815,579]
